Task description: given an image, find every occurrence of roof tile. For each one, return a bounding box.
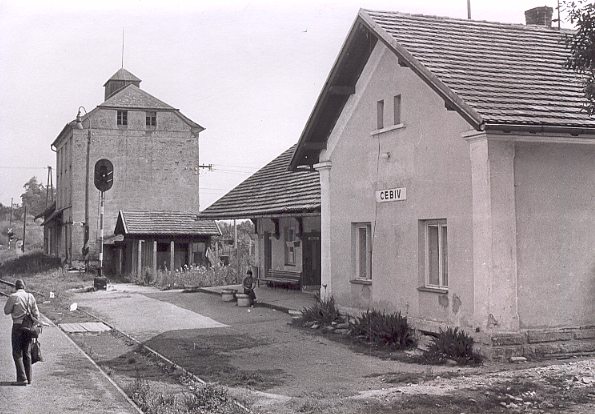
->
[200,145,320,219]
[118,211,220,236]
[363,10,594,128]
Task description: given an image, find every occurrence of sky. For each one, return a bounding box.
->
[0,0,572,210]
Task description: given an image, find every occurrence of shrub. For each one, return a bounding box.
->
[128,377,245,414]
[350,309,416,350]
[298,295,341,326]
[422,327,482,365]
[0,251,61,276]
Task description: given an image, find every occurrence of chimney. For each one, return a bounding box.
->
[524,6,554,27]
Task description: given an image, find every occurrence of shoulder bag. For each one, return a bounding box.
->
[20,294,42,338]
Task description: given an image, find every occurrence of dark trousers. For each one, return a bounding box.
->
[244,288,256,303]
[11,325,32,383]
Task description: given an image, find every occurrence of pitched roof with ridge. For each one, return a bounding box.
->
[115,211,220,236]
[290,9,592,169]
[100,84,174,110]
[103,68,142,86]
[199,145,320,220]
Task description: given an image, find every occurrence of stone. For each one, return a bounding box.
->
[491,333,526,346]
[510,356,527,363]
[311,324,320,329]
[334,328,350,335]
[335,322,349,329]
[445,359,458,366]
[527,330,573,344]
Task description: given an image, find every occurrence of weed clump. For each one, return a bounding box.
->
[421,327,482,365]
[297,295,341,326]
[128,377,245,414]
[350,310,416,350]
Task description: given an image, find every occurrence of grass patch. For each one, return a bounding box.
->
[350,309,416,350]
[0,251,61,277]
[418,327,482,365]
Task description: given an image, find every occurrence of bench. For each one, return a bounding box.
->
[258,269,301,289]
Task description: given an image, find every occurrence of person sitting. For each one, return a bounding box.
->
[242,269,256,305]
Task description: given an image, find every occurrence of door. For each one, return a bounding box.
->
[302,232,321,287]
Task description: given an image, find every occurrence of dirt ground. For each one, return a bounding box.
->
[3,273,595,414]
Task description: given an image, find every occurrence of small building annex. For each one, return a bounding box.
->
[290,7,595,357]
[200,145,322,289]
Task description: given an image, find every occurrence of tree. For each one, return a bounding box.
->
[564,1,595,114]
[20,176,50,217]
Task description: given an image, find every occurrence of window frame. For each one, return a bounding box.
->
[117,110,128,126]
[393,94,402,125]
[376,100,384,130]
[352,222,372,280]
[146,111,157,127]
[422,219,448,289]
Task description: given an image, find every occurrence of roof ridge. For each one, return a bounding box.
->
[361,8,572,33]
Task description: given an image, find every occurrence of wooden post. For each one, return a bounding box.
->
[187,242,193,266]
[152,241,157,276]
[170,240,175,272]
[137,239,143,278]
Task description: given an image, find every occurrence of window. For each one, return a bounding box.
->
[393,95,401,125]
[422,220,448,288]
[353,223,372,279]
[117,110,128,126]
[376,100,384,130]
[146,111,156,127]
[284,227,296,266]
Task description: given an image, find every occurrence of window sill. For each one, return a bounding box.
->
[370,123,405,136]
[350,278,372,286]
[417,286,448,294]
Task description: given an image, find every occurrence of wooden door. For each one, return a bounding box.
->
[302,232,321,286]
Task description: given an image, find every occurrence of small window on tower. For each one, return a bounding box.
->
[117,110,128,126]
[146,111,157,127]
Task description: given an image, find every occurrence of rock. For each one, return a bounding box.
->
[510,356,527,363]
[499,402,508,408]
[335,322,349,329]
[445,359,458,366]
[334,328,350,335]
[311,324,320,329]
[582,377,595,384]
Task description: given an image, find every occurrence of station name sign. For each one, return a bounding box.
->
[375,187,406,203]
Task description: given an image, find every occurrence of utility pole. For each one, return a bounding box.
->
[234,219,240,282]
[8,198,13,250]
[467,0,471,19]
[22,205,26,253]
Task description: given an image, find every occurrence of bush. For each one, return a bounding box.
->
[350,310,416,350]
[130,264,239,290]
[298,295,341,326]
[128,377,245,414]
[421,327,482,365]
[0,251,61,276]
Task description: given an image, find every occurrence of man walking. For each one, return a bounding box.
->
[3,279,39,385]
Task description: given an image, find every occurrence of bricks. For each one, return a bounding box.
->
[491,333,526,346]
[527,331,572,344]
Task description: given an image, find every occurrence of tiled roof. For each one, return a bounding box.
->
[200,145,320,219]
[116,211,220,236]
[361,10,593,128]
[100,84,174,110]
[103,68,141,86]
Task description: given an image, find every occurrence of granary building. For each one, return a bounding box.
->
[290,7,595,358]
[42,68,219,275]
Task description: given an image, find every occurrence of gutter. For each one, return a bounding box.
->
[484,123,595,137]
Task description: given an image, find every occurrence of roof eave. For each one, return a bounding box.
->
[289,14,372,171]
[199,207,321,221]
[484,122,595,137]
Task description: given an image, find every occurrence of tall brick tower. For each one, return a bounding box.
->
[44,68,211,273]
